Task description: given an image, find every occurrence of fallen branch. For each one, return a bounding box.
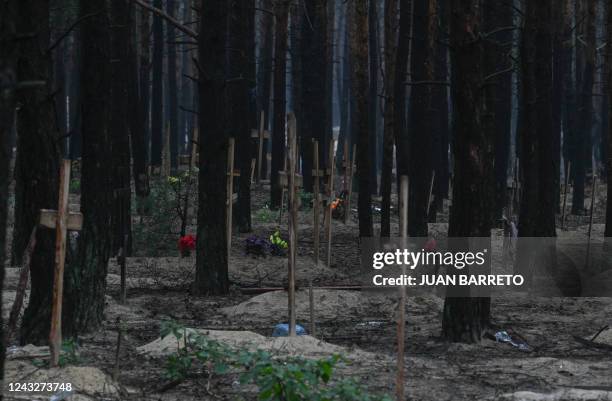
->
[573,335,612,352]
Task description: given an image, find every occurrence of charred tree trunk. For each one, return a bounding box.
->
[394,0,411,219]
[139,6,151,165]
[150,0,164,167]
[299,0,327,192]
[0,0,17,381]
[350,0,373,237]
[270,0,289,208]
[195,0,229,295]
[429,0,450,222]
[15,0,61,344]
[62,0,113,337]
[367,0,378,195]
[110,0,133,257]
[407,0,437,237]
[131,1,149,198]
[485,1,513,221]
[230,0,253,233]
[442,0,492,343]
[257,0,273,181]
[606,0,612,237]
[167,0,179,171]
[572,0,596,215]
[380,0,398,237]
[517,0,556,238]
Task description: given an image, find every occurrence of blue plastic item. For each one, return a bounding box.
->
[272,323,307,337]
[495,330,531,352]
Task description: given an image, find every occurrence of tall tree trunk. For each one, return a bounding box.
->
[367,0,379,195]
[150,0,164,167]
[139,5,151,165]
[62,0,113,337]
[110,0,133,257]
[270,0,289,208]
[429,0,450,223]
[257,0,273,181]
[485,1,513,221]
[380,0,398,237]
[517,0,556,238]
[130,1,149,198]
[0,0,17,384]
[180,0,194,155]
[299,0,327,192]
[350,0,373,237]
[15,0,61,344]
[561,0,576,209]
[230,0,253,233]
[167,0,179,171]
[606,0,612,237]
[442,0,492,343]
[195,0,229,295]
[407,0,437,237]
[394,0,411,232]
[572,0,596,215]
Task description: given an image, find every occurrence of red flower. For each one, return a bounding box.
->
[178,234,196,252]
[423,238,437,252]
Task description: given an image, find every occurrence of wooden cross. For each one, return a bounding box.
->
[226,138,240,260]
[286,113,298,336]
[251,110,270,185]
[324,139,336,268]
[41,159,83,368]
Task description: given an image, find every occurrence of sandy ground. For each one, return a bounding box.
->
[2,182,612,400]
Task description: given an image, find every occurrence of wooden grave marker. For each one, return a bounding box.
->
[43,160,83,367]
[251,110,270,185]
[324,139,336,268]
[226,138,240,260]
[396,175,409,401]
[344,144,356,224]
[286,113,298,336]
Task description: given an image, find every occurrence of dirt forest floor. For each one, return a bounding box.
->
[3,180,612,401]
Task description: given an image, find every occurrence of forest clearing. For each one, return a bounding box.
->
[2,0,612,400]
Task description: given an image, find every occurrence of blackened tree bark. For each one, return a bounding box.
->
[299,0,327,192]
[604,0,612,237]
[257,0,273,181]
[484,1,513,221]
[350,0,373,238]
[110,0,133,257]
[195,0,229,295]
[230,0,253,233]
[167,0,179,170]
[442,0,492,343]
[139,5,151,166]
[367,0,378,194]
[62,0,113,337]
[407,0,437,237]
[517,0,556,238]
[151,0,164,167]
[561,0,576,208]
[15,0,61,344]
[270,0,289,208]
[571,0,596,215]
[130,1,149,198]
[380,0,398,237]
[429,0,450,223]
[394,0,411,222]
[0,0,17,383]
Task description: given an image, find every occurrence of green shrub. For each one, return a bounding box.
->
[160,321,391,401]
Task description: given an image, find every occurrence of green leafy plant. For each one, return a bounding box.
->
[58,338,80,367]
[254,205,279,223]
[299,190,314,210]
[69,178,80,194]
[160,322,391,401]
